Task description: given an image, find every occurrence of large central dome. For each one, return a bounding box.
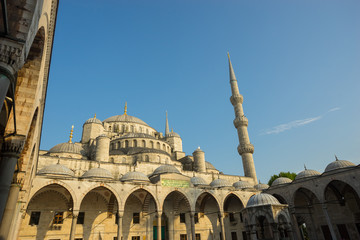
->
[103,114,149,126]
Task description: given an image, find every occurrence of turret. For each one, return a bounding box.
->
[193,147,206,172]
[228,53,258,183]
[164,112,185,159]
[81,114,104,143]
[95,134,110,162]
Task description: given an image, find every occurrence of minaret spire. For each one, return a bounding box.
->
[228,53,258,184]
[124,102,127,115]
[165,111,170,136]
[68,125,74,143]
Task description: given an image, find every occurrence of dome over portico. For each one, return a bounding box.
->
[246,193,281,207]
[325,159,356,173]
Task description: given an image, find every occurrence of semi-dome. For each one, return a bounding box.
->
[191,176,208,186]
[82,167,113,179]
[121,171,150,182]
[246,193,280,207]
[233,180,253,189]
[295,169,320,180]
[205,161,217,170]
[254,183,269,190]
[38,162,74,177]
[153,165,180,175]
[84,116,102,125]
[103,114,149,126]
[271,177,292,187]
[325,159,356,173]
[49,142,83,155]
[210,178,232,188]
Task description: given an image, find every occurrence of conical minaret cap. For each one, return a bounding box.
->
[227,52,237,82]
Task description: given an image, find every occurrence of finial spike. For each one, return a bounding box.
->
[227,52,237,82]
[68,125,74,143]
[124,102,127,115]
[335,154,339,161]
[304,164,307,170]
[57,157,61,164]
[94,113,96,119]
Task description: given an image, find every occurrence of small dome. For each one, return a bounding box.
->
[38,163,74,177]
[166,132,180,138]
[121,171,150,182]
[49,142,83,155]
[210,178,232,188]
[82,167,113,179]
[325,159,356,172]
[295,169,320,180]
[193,147,203,153]
[191,176,208,186]
[254,183,269,190]
[246,193,280,207]
[103,114,149,126]
[85,117,102,125]
[153,165,180,175]
[233,180,253,189]
[271,177,292,187]
[205,161,217,170]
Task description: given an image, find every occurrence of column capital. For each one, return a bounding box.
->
[117,210,124,218]
[1,134,26,158]
[0,40,25,77]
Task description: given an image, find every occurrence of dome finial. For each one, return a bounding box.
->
[94,113,97,119]
[124,102,128,115]
[335,154,339,161]
[57,157,61,164]
[304,164,307,170]
[68,125,74,143]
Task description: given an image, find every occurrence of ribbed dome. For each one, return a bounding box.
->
[210,178,232,188]
[295,169,321,180]
[84,117,102,125]
[325,160,356,172]
[191,176,208,186]
[121,171,150,182]
[271,177,292,187]
[233,180,253,189]
[49,142,83,155]
[153,165,180,175]
[254,183,269,190]
[38,163,74,177]
[103,114,148,126]
[82,167,113,179]
[120,133,155,139]
[247,193,280,207]
[205,161,217,170]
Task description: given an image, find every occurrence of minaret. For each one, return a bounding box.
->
[165,111,170,136]
[227,53,258,183]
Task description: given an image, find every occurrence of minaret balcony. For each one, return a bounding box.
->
[237,143,254,155]
[233,116,248,128]
[230,94,243,105]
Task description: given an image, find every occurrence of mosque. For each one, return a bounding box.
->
[0,1,359,240]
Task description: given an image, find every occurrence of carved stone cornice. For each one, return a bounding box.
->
[234,115,248,128]
[1,134,26,158]
[237,143,254,155]
[230,94,243,105]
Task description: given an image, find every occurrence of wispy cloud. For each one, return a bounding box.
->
[261,107,340,135]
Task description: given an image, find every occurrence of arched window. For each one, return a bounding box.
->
[117,142,120,149]
[157,155,161,163]
[125,140,129,148]
[145,155,149,162]
[150,141,154,148]
[157,142,160,149]
[142,140,146,147]
[162,144,166,150]
[131,125,134,132]
[109,125,112,131]
[133,140,137,147]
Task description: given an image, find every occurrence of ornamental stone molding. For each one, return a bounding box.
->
[237,143,254,155]
[0,41,24,77]
[230,94,243,105]
[1,134,26,158]
[233,115,248,128]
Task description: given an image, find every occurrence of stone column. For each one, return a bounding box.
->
[0,182,21,239]
[0,74,11,111]
[69,210,79,240]
[218,212,225,240]
[117,211,123,240]
[272,223,280,240]
[0,135,25,223]
[250,224,258,240]
[322,204,337,240]
[157,211,162,240]
[289,206,302,240]
[190,212,196,240]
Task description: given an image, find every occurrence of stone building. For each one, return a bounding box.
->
[15,55,294,240]
[0,0,59,239]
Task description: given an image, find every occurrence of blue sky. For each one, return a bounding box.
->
[42,0,360,183]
